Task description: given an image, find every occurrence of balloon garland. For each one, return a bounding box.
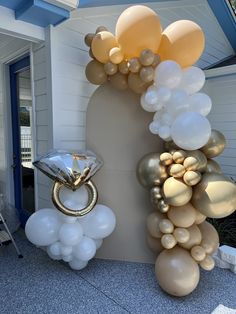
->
[84,5,236,297]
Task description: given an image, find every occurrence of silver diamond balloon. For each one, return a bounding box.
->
[33,150,103,190]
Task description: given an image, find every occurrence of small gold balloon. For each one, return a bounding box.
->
[146,211,165,238]
[118,61,129,74]
[167,203,196,228]
[179,224,202,250]
[187,150,207,172]
[200,255,215,271]
[139,66,154,83]
[161,234,177,249]
[192,173,236,218]
[137,153,168,189]
[201,129,226,158]
[150,186,162,207]
[195,210,206,224]
[128,73,150,94]
[139,49,155,66]
[198,221,219,254]
[183,171,201,186]
[84,33,95,47]
[205,159,222,174]
[160,152,173,166]
[85,60,107,85]
[109,72,128,90]
[109,47,124,64]
[159,219,174,234]
[172,150,187,164]
[128,58,141,73]
[162,177,192,207]
[183,156,199,171]
[155,246,200,297]
[152,54,161,68]
[146,233,164,255]
[191,245,206,262]
[158,199,170,213]
[168,164,185,178]
[96,26,108,33]
[104,62,118,75]
[173,228,190,244]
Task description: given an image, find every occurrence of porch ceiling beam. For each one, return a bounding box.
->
[78,0,178,7]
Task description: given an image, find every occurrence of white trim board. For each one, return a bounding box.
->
[205,65,236,79]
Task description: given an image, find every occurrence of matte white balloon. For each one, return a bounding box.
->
[60,185,88,210]
[149,121,160,134]
[94,238,103,250]
[155,86,172,103]
[171,112,211,150]
[188,93,212,116]
[165,90,189,117]
[73,236,96,261]
[158,125,171,140]
[155,61,182,89]
[160,112,174,126]
[25,208,61,246]
[178,67,205,94]
[141,90,160,112]
[62,255,73,262]
[48,241,61,256]
[80,205,116,239]
[59,222,83,246]
[60,244,73,256]
[69,259,88,270]
[47,249,62,261]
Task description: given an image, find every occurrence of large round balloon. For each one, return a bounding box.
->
[115,5,162,59]
[91,31,118,64]
[155,246,200,296]
[198,221,219,254]
[158,20,205,68]
[200,129,226,158]
[162,177,192,206]
[179,224,202,250]
[192,173,236,218]
[85,60,107,85]
[171,112,211,150]
[25,209,61,246]
[167,203,196,228]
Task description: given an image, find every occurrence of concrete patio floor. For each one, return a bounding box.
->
[0,229,236,314]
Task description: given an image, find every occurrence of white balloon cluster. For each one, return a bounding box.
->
[141,60,212,150]
[25,186,116,270]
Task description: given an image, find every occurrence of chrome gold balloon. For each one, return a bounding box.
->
[201,129,226,158]
[157,199,170,213]
[168,164,185,178]
[179,224,202,250]
[160,152,173,166]
[167,203,196,228]
[162,177,192,207]
[172,150,187,164]
[183,171,201,186]
[198,221,219,254]
[150,186,162,207]
[161,234,177,249]
[205,159,222,173]
[186,150,207,172]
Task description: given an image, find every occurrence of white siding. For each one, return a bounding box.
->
[206,72,236,180]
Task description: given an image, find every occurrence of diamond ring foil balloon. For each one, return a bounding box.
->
[33,150,103,217]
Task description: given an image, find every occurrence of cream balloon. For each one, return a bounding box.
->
[173,228,190,244]
[146,211,165,238]
[198,221,219,254]
[162,178,192,207]
[200,255,215,271]
[146,233,164,255]
[191,245,206,262]
[159,219,174,234]
[179,224,202,250]
[195,210,206,225]
[161,234,177,249]
[167,203,196,228]
[91,31,118,64]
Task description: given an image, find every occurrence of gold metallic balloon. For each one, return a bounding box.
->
[198,221,219,254]
[84,33,95,47]
[109,72,128,90]
[200,255,215,271]
[201,129,226,158]
[168,164,185,178]
[179,224,202,250]
[137,153,168,189]
[128,58,141,73]
[139,66,154,83]
[183,157,199,171]
[160,152,173,166]
[167,203,196,228]
[192,173,236,218]
[186,150,207,172]
[163,178,192,207]
[173,150,187,164]
[157,199,170,213]
[205,159,222,174]
[146,233,164,255]
[104,62,118,75]
[173,228,190,244]
[139,49,155,66]
[183,171,201,186]
[195,210,206,224]
[150,186,162,207]
[159,219,174,234]
[161,234,177,249]
[146,211,165,238]
[118,61,129,74]
[190,245,206,262]
[155,246,200,297]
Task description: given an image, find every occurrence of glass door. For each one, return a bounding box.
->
[10,56,35,225]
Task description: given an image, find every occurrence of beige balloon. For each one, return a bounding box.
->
[155,246,200,297]
[109,47,124,64]
[183,171,201,186]
[157,199,170,214]
[173,150,187,164]
[109,72,128,90]
[139,49,155,66]
[168,164,185,178]
[89,48,95,59]
[167,203,196,228]
[200,255,215,271]
[159,219,174,234]
[128,58,141,73]
[96,26,108,33]
[118,61,129,74]
[128,73,150,94]
[198,221,219,254]
[139,66,154,83]
[192,173,236,218]
[146,233,164,255]
[205,159,222,174]
[161,234,177,249]
[173,228,190,244]
[195,210,206,224]
[201,129,226,158]
[85,60,107,85]
[179,224,202,250]
[137,153,168,189]
[84,33,95,47]
[160,152,173,166]
[91,31,118,63]
[186,150,207,172]
[104,62,118,75]
[183,157,199,171]
[146,211,165,239]
[191,245,206,262]
[163,178,192,207]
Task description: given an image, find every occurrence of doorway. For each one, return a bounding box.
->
[9,56,35,225]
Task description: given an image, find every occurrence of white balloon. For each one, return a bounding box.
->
[69,258,88,270]
[48,241,61,256]
[73,236,96,261]
[188,93,212,116]
[47,249,62,261]
[153,109,164,121]
[94,238,103,250]
[178,67,205,94]
[59,222,83,246]
[60,244,73,256]
[165,90,189,117]
[149,121,160,134]
[25,208,61,246]
[60,185,88,210]
[171,112,211,150]
[62,255,73,262]
[80,204,116,239]
[140,91,159,112]
[159,112,174,126]
[154,61,182,89]
[155,86,171,103]
[158,125,171,140]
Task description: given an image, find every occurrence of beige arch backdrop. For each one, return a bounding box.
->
[86,83,163,263]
